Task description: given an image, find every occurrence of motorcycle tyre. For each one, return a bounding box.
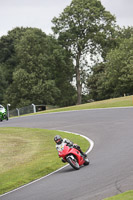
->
[67,156,80,170]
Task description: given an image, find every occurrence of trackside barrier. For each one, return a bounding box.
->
[9,104,46,117]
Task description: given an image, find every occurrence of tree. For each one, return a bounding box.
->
[52,0,116,104]
[0,27,30,85]
[45,36,76,106]
[0,65,7,103]
[4,68,60,108]
[87,26,133,100]
[87,33,133,100]
[3,28,76,108]
[103,36,133,97]
[87,63,106,100]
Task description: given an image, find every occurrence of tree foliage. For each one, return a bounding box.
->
[87,27,133,100]
[52,0,116,104]
[0,65,7,103]
[0,27,29,84]
[104,36,133,97]
[0,27,76,108]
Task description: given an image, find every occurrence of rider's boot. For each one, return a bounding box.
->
[79,150,87,158]
[61,158,66,163]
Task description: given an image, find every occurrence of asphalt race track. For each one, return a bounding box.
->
[0,107,133,200]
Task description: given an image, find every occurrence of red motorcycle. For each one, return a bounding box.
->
[58,143,90,170]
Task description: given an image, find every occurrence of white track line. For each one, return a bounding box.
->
[58,130,94,154]
[0,131,94,198]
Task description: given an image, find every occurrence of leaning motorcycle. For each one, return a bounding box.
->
[58,143,89,170]
[0,105,8,122]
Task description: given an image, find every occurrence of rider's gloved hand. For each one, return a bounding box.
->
[73,144,80,149]
[66,142,73,147]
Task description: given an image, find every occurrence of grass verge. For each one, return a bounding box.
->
[34,96,133,115]
[0,127,89,195]
[104,190,133,200]
[10,96,133,118]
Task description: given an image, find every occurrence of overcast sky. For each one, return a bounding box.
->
[0,0,133,37]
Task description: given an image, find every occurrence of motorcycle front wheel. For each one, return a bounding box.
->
[66,156,80,170]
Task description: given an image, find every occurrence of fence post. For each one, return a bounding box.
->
[16,108,20,116]
[32,104,36,113]
[7,104,11,118]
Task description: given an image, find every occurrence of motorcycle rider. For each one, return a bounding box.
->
[54,135,87,163]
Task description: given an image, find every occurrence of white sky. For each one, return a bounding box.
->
[0,0,133,37]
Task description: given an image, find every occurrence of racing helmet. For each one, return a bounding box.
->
[54,135,63,144]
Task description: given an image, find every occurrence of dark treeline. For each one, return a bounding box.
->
[0,27,76,108]
[87,26,133,100]
[0,0,133,109]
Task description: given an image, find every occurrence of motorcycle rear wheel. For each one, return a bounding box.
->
[67,156,80,170]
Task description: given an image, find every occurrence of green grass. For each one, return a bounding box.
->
[104,190,133,200]
[36,95,133,115]
[11,96,133,118]
[0,127,90,195]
